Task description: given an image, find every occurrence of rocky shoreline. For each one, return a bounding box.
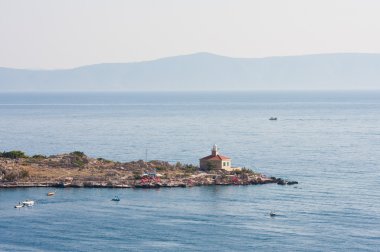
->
[0,151,297,189]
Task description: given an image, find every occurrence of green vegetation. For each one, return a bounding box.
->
[32,154,47,159]
[234,167,255,175]
[97,157,111,163]
[70,151,85,157]
[73,159,85,167]
[182,164,198,173]
[69,151,88,167]
[133,171,142,180]
[19,169,29,178]
[155,166,168,171]
[0,150,28,159]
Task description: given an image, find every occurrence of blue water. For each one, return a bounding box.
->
[0,91,379,251]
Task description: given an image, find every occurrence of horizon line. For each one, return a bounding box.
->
[1,89,380,94]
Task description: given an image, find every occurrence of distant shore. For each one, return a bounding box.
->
[0,151,297,189]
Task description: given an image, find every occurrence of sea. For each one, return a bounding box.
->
[0,91,379,251]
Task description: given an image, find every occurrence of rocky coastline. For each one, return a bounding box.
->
[0,151,297,189]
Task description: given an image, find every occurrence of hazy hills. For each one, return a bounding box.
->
[0,52,379,91]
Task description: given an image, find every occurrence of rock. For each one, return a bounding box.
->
[277,179,286,185]
[70,182,83,188]
[286,181,298,185]
[52,182,66,188]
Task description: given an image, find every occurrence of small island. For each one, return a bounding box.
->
[0,146,297,189]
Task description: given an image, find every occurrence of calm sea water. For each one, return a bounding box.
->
[0,91,379,251]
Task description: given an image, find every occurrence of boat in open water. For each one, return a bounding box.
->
[14,203,23,208]
[269,211,277,217]
[111,196,120,201]
[22,200,35,207]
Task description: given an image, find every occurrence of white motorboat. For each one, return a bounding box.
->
[14,203,23,208]
[22,200,35,207]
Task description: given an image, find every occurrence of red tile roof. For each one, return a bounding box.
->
[200,154,231,161]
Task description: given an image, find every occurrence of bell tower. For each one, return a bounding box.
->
[211,144,218,156]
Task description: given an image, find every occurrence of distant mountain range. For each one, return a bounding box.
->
[1,52,379,91]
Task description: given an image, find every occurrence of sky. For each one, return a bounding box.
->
[1,0,380,69]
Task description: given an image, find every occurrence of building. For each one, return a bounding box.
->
[199,144,231,170]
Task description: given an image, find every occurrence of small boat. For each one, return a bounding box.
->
[14,202,23,208]
[111,196,120,202]
[22,200,35,207]
[47,192,55,196]
[269,211,277,217]
[269,117,277,121]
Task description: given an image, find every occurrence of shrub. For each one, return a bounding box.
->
[72,159,85,167]
[70,151,85,157]
[133,171,142,180]
[182,164,198,173]
[32,154,47,159]
[69,151,88,167]
[156,166,167,171]
[0,150,28,159]
[97,157,111,163]
[19,169,29,178]
[233,167,254,175]
[241,167,254,174]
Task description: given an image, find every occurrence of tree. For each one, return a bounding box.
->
[0,150,28,159]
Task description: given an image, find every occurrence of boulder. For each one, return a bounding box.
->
[287,181,298,185]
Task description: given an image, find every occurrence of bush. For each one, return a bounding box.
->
[68,151,88,167]
[0,150,28,159]
[234,167,254,175]
[241,167,254,174]
[97,157,111,163]
[73,159,85,167]
[182,164,198,173]
[19,169,29,178]
[133,171,142,180]
[156,166,167,171]
[70,151,85,157]
[32,154,47,159]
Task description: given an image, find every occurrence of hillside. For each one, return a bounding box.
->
[1,53,380,91]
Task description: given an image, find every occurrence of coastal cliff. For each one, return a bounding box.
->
[0,151,297,188]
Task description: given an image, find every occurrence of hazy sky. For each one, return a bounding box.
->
[1,0,380,69]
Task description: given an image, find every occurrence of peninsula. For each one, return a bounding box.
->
[0,148,297,189]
